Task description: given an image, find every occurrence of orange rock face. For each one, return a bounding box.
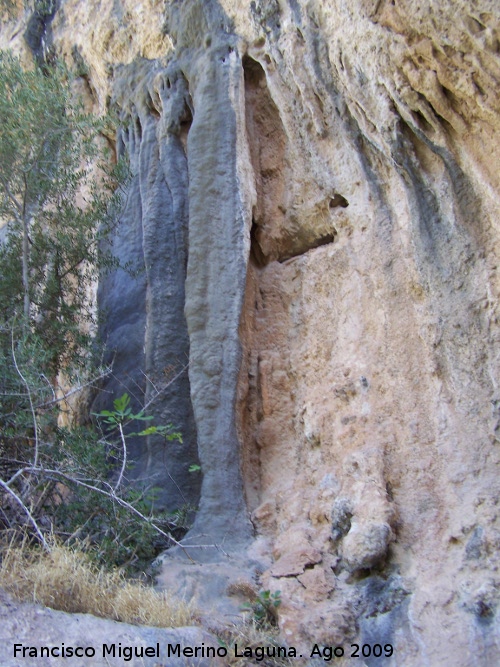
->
[234,0,500,660]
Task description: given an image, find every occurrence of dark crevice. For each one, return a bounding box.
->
[24,0,59,65]
[135,116,142,141]
[180,99,193,127]
[278,231,336,263]
[440,84,461,115]
[243,53,266,84]
[244,53,286,263]
[179,101,193,153]
[146,92,161,119]
[330,193,349,208]
[425,98,454,133]
[250,218,267,267]
[411,109,433,133]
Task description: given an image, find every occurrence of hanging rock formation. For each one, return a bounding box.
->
[2,0,500,664]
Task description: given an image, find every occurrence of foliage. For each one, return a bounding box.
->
[0,52,192,575]
[95,392,152,425]
[242,590,282,628]
[0,50,126,373]
[1,376,190,573]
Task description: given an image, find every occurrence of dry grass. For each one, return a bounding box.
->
[0,538,304,666]
[220,620,296,667]
[0,538,197,628]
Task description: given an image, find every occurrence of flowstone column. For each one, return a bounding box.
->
[182,44,255,555]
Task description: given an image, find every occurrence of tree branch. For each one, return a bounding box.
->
[114,422,127,493]
[15,466,194,561]
[0,477,49,552]
[11,327,39,469]
[34,366,112,410]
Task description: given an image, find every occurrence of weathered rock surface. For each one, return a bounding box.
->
[2,0,500,664]
[0,590,222,667]
[94,57,201,511]
[232,3,500,662]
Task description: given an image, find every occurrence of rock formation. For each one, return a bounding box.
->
[2,0,500,664]
[0,589,223,667]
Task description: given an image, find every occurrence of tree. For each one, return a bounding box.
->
[0,54,196,570]
[0,51,124,373]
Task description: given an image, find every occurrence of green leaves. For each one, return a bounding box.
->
[0,53,194,577]
[113,392,131,415]
[242,590,282,627]
[94,393,154,427]
[135,425,158,436]
[93,392,182,442]
[0,50,128,374]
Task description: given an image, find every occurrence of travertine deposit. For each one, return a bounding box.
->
[2,1,500,664]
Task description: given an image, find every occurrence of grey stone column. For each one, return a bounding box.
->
[183,45,254,551]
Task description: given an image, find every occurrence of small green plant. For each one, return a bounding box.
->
[54,392,186,571]
[93,392,153,427]
[1,386,188,574]
[93,392,182,492]
[242,589,282,627]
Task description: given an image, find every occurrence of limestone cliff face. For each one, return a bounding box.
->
[2,0,500,663]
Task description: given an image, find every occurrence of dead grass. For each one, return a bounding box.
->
[0,538,197,628]
[221,620,296,667]
[0,538,303,665]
